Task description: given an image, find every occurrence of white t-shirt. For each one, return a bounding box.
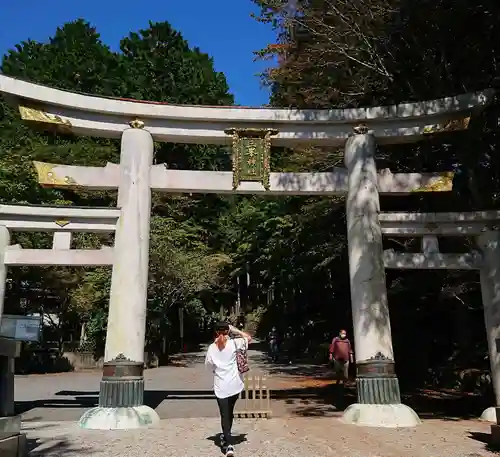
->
[205,337,248,399]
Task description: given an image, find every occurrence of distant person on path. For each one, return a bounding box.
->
[267,326,279,362]
[283,325,295,364]
[205,321,252,457]
[329,329,354,380]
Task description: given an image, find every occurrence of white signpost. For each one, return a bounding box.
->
[0,315,41,342]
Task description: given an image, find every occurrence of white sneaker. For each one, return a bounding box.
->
[225,445,235,457]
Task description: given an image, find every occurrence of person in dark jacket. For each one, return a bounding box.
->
[268,326,279,362]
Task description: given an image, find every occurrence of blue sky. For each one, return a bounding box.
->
[0,0,276,106]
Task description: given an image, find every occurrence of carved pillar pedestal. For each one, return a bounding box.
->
[99,355,144,408]
[78,125,159,430]
[356,355,401,405]
[341,130,420,428]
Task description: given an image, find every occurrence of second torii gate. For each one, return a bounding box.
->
[379,211,500,431]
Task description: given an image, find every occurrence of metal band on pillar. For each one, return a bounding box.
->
[99,353,144,408]
[356,352,401,404]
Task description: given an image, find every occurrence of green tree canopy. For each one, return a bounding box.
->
[0,19,234,356]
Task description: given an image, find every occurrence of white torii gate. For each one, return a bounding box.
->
[0,204,119,452]
[0,74,495,431]
[379,211,500,433]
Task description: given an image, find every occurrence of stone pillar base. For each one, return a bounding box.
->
[99,356,145,407]
[78,356,159,430]
[357,377,401,404]
[344,358,420,427]
[341,403,421,428]
[99,377,144,407]
[0,415,26,457]
[355,356,401,404]
[0,414,21,437]
[78,405,160,430]
[0,434,26,457]
[480,406,497,422]
[491,424,500,448]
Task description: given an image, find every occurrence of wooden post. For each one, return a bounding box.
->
[235,372,272,418]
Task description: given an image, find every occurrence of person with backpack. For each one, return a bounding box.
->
[328,329,354,380]
[205,321,251,457]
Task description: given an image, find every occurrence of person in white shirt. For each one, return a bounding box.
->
[205,321,251,457]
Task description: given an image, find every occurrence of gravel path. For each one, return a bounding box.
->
[17,342,500,456]
[25,416,497,457]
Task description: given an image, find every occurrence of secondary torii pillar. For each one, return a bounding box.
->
[478,232,500,432]
[342,127,420,427]
[78,122,160,430]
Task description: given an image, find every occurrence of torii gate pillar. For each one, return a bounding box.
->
[78,125,160,430]
[342,130,420,427]
[478,232,500,427]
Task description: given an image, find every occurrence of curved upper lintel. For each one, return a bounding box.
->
[0,74,495,146]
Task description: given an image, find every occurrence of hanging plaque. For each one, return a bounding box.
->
[225,128,278,191]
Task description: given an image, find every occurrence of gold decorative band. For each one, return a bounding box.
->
[423,116,471,135]
[129,118,145,129]
[19,105,72,129]
[412,172,455,192]
[32,161,78,187]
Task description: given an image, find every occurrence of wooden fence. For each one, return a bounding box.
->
[235,372,272,418]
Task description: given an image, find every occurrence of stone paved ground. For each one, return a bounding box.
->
[25,417,498,457]
[17,341,500,456]
[16,343,321,421]
[15,345,294,421]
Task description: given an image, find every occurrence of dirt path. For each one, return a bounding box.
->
[25,416,497,457]
[18,341,500,456]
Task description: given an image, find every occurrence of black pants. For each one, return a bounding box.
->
[332,359,349,380]
[216,393,239,445]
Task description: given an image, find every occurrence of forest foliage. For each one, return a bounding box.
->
[1,2,500,390]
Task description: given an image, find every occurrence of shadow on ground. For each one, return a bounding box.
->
[272,381,492,420]
[15,341,494,422]
[266,362,334,378]
[15,383,492,421]
[206,433,247,454]
[258,350,493,420]
[467,430,500,453]
[402,388,491,421]
[15,386,349,418]
[27,437,88,456]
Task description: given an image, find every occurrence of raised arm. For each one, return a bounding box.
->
[205,349,214,368]
[229,324,252,343]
